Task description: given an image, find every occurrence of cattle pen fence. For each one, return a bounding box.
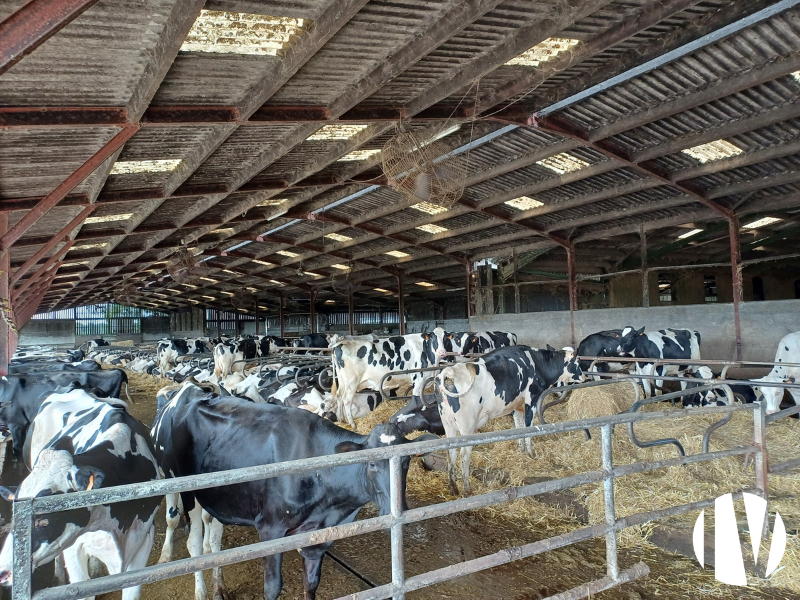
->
[11,397,780,600]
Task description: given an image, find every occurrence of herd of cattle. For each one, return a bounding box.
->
[0,326,798,600]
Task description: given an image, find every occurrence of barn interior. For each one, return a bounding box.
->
[3,0,800,598]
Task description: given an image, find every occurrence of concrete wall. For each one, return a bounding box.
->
[470,299,800,361]
[19,320,75,346]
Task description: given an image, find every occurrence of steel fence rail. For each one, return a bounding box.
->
[12,400,765,600]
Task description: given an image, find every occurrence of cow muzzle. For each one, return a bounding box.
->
[0,570,10,586]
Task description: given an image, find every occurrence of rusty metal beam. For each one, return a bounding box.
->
[13,240,73,300]
[729,216,743,361]
[0,106,127,127]
[10,204,94,285]
[0,124,137,251]
[0,0,102,77]
[0,212,8,374]
[567,244,577,349]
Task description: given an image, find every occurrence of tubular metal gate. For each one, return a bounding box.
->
[11,400,772,600]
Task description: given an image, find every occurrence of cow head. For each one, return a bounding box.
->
[431,327,450,360]
[682,366,723,407]
[0,440,107,583]
[752,376,794,414]
[390,395,445,436]
[461,335,482,356]
[557,347,584,385]
[334,423,426,514]
[617,326,644,355]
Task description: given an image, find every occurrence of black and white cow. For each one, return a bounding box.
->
[435,345,583,496]
[292,333,330,355]
[157,338,209,375]
[87,339,110,349]
[460,331,517,356]
[330,332,451,426]
[682,366,758,407]
[0,369,130,455]
[576,329,626,374]
[752,332,800,413]
[0,389,161,600]
[150,382,432,600]
[256,335,287,356]
[389,391,445,436]
[616,326,701,398]
[213,338,258,378]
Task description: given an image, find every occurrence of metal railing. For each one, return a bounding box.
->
[11,401,769,600]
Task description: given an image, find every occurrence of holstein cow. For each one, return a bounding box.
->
[576,329,626,374]
[460,331,518,355]
[616,326,701,398]
[0,389,161,600]
[330,331,451,426]
[0,369,130,455]
[292,333,330,355]
[150,382,434,600]
[389,390,445,436]
[682,366,758,407]
[435,345,583,496]
[213,338,258,378]
[87,339,110,349]
[157,338,209,375]
[9,360,101,374]
[752,331,800,413]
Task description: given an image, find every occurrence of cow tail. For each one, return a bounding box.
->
[124,379,133,403]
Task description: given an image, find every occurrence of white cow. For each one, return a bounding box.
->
[753,332,800,413]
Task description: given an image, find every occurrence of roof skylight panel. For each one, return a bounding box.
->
[411,202,448,215]
[84,213,135,224]
[681,140,743,164]
[505,196,544,211]
[337,149,381,161]
[506,38,580,67]
[180,10,309,56]
[307,125,369,141]
[416,224,448,234]
[743,217,781,229]
[326,233,353,242]
[109,160,181,174]
[536,153,589,174]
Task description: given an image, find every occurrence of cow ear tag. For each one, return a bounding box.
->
[86,475,94,491]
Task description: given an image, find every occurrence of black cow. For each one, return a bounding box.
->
[150,382,433,600]
[292,333,330,355]
[682,367,759,407]
[576,329,626,373]
[0,369,130,455]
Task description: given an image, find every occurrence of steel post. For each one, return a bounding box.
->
[255,300,259,335]
[0,124,137,251]
[640,226,649,308]
[12,239,73,300]
[216,308,221,339]
[0,212,9,375]
[12,498,33,600]
[729,216,743,360]
[279,295,285,338]
[310,289,317,334]
[347,290,354,335]
[567,245,578,348]
[753,401,769,508]
[397,269,405,335]
[513,250,520,314]
[389,456,405,600]
[601,425,619,581]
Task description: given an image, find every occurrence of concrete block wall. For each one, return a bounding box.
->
[19,320,75,346]
[470,299,800,362]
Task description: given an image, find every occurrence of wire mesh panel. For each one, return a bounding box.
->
[34,304,168,335]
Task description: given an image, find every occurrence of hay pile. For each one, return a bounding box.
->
[566,381,638,420]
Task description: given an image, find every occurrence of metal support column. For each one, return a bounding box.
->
[0,212,9,376]
[254,301,259,335]
[567,245,578,349]
[513,250,520,314]
[397,269,406,335]
[234,310,240,336]
[601,425,620,581]
[729,216,743,361]
[389,456,405,600]
[310,289,317,334]
[347,290,354,335]
[640,226,649,308]
[465,262,473,324]
[216,308,221,340]
[279,294,285,338]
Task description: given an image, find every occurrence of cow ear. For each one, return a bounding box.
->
[72,466,105,491]
[636,327,645,336]
[546,344,556,351]
[334,441,364,453]
[465,362,479,381]
[0,486,17,501]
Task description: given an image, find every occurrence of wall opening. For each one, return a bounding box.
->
[752,276,765,301]
[658,273,674,303]
[704,275,717,302]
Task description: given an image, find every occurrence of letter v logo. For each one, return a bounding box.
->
[692,492,786,585]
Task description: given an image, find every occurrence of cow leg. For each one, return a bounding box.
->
[159,493,182,564]
[186,503,210,600]
[513,410,526,453]
[256,526,285,600]
[440,407,460,496]
[121,526,154,600]
[299,545,328,600]
[460,443,474,497]
[207,518,228,600]
[54,553,68,585]
[62,542,92,600]
[521,404,535,458]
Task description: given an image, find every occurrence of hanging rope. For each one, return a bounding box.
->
[1,298,18,335]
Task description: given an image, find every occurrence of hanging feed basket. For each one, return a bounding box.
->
[167,247,209,285]
[114,281,140,306]
[382,126,468,208]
